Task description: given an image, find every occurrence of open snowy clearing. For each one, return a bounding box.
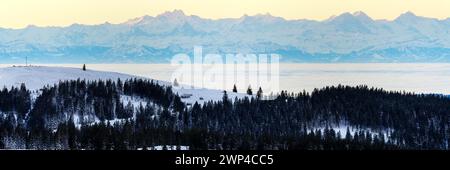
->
[0,65,250,105]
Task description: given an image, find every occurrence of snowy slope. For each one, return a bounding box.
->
[0,66,134,90]
[0,66,250,104]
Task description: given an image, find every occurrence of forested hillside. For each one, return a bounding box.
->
[0,79,449,150]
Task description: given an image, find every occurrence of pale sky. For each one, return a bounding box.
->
[1,0,450,29]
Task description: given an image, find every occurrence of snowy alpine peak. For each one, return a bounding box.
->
[240,12,285,23]
[124,10,190,26]
[157,9,188,20]
[395,11,420,22]
[124,15,155,25]
[327,11,373,23]
[25,24,40,29]
[324,11,374,33]
[352,11,373,21]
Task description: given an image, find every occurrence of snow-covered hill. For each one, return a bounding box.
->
[1,10,450,63]
[0,66,134,90]
[0,66,249,105]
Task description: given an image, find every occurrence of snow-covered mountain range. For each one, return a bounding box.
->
[1,10,450,63]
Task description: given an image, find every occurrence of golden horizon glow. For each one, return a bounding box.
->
[1,0,450,29]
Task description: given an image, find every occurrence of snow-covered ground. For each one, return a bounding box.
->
[137,145,189,150]
[0,65,134,90]
[315,126,391,139]
[0,65,250,105]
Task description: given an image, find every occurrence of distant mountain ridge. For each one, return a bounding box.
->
[1,10,450,63]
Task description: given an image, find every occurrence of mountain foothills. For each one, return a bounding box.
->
[1,10,450,63]
[0,68,449,150]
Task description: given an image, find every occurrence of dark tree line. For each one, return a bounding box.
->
[0,84,30,120]
[0,80,449,150]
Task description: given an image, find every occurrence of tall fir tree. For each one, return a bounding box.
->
[233,84,238,93]
[256,87,263,99]
[246,85,253,95]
